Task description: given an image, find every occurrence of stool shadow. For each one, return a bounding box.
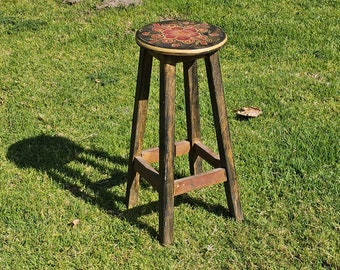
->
[7,135,230,240]
[175,194,231,219]
[6,135,158,238]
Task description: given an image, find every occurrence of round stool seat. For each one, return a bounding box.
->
[136,20,227,56]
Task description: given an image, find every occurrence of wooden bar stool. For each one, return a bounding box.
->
[126,20,243,245]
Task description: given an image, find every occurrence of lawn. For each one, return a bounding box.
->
[0,0,339,269]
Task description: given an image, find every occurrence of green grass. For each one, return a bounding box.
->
[0,0,339,268]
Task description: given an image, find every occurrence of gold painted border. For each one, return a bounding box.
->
[136,36,227,56]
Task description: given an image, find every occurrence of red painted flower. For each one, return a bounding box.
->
[162,27,199,43]
[148,22,211,47]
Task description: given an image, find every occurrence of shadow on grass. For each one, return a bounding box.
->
[7,135,230,241]
[0,12,47,34]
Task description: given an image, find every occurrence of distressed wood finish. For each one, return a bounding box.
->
[126,20,243,245]
[174,168,226,196]
[158,56,176,245]
[184,60,203,175]
[126,48,153,209]
[194,142,222,168]
[134,157,160,192]
[141,140,191,163]
[205,51,243,221]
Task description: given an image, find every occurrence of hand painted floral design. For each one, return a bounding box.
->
[136,20,226,50]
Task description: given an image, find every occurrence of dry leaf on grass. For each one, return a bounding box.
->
[236,106,262,118]
[68,218,80,227]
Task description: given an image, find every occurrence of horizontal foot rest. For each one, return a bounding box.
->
[141,140,221,168]
[173,168,226,196]
[133,140,226,195]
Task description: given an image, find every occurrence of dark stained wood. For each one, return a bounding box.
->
[141,140,191,163]
[141,146,159,163]
[148,50,209,64]
[134,157,160,192]
[174,168,226,196]
[174,140,191,157]
[205,51,243,222]
[126,48,153,209]
[194,142,221,168]
[184,60,203,175]
[127,21,244,245]
[158,56,176,245]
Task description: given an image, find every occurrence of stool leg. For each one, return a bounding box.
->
[204,52,244,221]
[184,60,203,175]
[126,48,153,209]
[159,57,176,245]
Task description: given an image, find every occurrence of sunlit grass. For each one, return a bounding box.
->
[0,0,339,268]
